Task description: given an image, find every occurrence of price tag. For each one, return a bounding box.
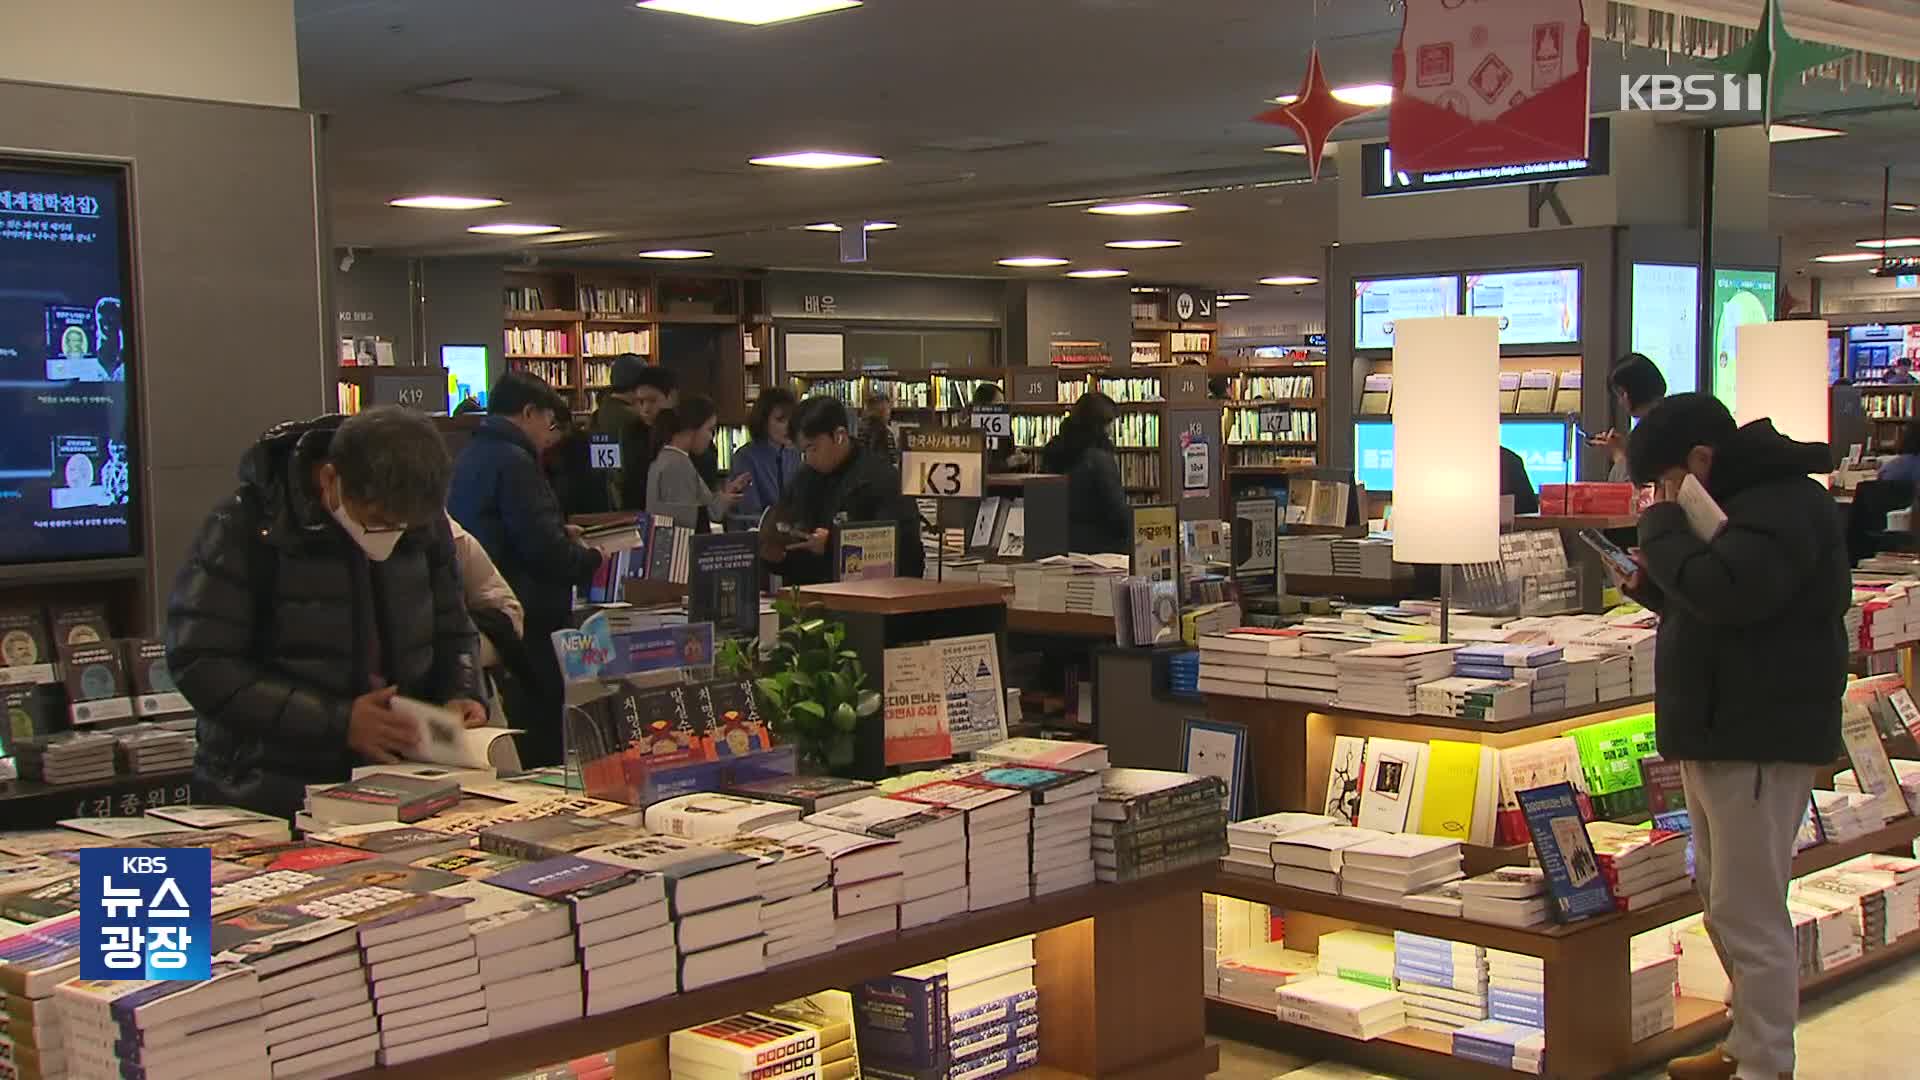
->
[589,433,622,471]
[901,430,986,499]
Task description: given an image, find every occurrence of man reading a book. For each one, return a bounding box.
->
[1618,393,1845,1080]
[167,407,488,819]
[767,396,925,584]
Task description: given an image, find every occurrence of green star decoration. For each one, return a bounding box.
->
[1711,0,1849,122]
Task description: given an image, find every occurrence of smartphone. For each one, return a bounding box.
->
[1576,528,1639,580]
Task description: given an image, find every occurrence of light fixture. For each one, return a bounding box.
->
[1260,275,1320,286]
[1215,300,1232,308]
[998,257,1070,268]
[1086,201,1191,217]
[390,195,506,210]
[1269,94,1301,106]
[467,223,562,236]
[1894,203,1919,213]
[635,0,860,25]
[1267,145,1308,155]
[1219,293,1253,301]
[1065,269,1129,279]
[803,221,898,232]
[1768,124,1844,143]
[1814,252,1880,263]
[749,151,884,169]
[638,249,716,259]
[1106,239,1182,250]
[1733,321,1830,459]
[1856,238,1920,250]
[1269,84,1393,107]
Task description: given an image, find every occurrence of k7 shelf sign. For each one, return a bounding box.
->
[901,429,986,499]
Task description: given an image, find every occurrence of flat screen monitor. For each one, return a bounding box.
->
[1710,267,1779,412]
[1466,268,1581,345]
[1352,418,1574,493]
[1830,335,1844,385]
[0,159,139,565]
[1354,275,1459,351]
[443,345,489,411]
[1844,324,1920,383]
[1630,263,1701,396]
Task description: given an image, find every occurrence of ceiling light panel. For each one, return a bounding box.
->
[1768,124,1844,143]
[1856,238,1920,249]
[1814,252,1880,263]
[803,221,898,232]
[1065,269,1129,279]
[1105,239,1182,250]
[1087,201,1191,216]
[999,257,1069,268]
[467,223,562,235]
[1260,275,1320,286]
[750,151,884,169]
[639,249,715,259]
[390,195,505,210]
[636,0,861,26]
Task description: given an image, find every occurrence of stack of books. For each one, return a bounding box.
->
[56,967,267,1080]
[1197,629,1337,706]
[1785,898,1854,977]
[642,794,803,841]
[1858,592,1916,652]
[1214,941,1318,1011]
[1812,789,1880,843]
[1675,918,1732,1002]
[1222,813,1338,880]
[1451,1018,1544,1075]
[1332,643,1460,716]
[425,865,581,1039]
[570,839,760,998]
[885,779,1027,918]
[1836,854,1920,940]
[1836,762,1920,816]
[1091,770,1224,883]
[1484,949,1545,1030]
[1571,648,1633,702]
[1270,825,1385,894]
[306,772,462,829]
[974,738,1110,772]
[1206,895,1274,996]
[708,834,833,965]
[1588,823,1691,912]
[852,961,951,1080]
[760,992,860,1080]
[206,889,381,1074]
[935,764,1096,898]
[724,774,876,814]
[1415,677,1530,723]
[1316,929,1395,990]
[111,726,196,775]
[1458,867,1549,927]
[944,937,1040,1077]
[1275,975,1407,1041]
[1569,626,1655,697]
[1337,834,1463,905]
[1453,644,1568,715]
[806,796,965,928]
[1557,653,1602,708]
[11,732,115,784]
[1792,872,1892,956]
[671,1012,833,1080]
[751,821,900,947]
[1392,932,1488,1035]
[1402,880,1468,918]
[0,916,81,1080]
[1630,948,1679,1040]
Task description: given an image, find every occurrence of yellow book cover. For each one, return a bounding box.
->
[1417,740,1483,840]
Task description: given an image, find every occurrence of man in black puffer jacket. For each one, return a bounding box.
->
[1620,394,1845,1080]
[165,407,487,819]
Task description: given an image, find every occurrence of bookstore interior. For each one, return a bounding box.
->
[12,2,1920,1079]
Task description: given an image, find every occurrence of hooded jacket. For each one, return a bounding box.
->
[164,416,482,818]
[1043,423,1131,556]
[448,416,603,634]
[776,443,926,584]
[1635,419,1848,765]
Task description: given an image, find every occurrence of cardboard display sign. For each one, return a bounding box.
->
[901,429,986,499]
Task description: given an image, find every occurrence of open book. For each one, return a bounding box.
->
[390,696,524,773]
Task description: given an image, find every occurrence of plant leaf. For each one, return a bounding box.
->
[754,677,787,708]
[833,701,858,732]
[792,699,827,726]
[856,690,882,717]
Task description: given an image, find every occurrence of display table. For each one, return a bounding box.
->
[344,869,1219,1080]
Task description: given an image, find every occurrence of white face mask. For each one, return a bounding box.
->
[328,483,404,562]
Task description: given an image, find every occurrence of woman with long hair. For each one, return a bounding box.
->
[646,394,749,531]
[1042,391,1131,554]
[728,387,800,519]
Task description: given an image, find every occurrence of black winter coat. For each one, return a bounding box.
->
[447,417,602,634]
[1635,420,1848,766]
[776,444,926,584]
[1043,439,1130,555]
[165,416,483,818]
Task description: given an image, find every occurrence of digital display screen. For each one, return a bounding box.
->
[1354,275,1459,350]
[1710,268,1778,412]
[1466,269,1581,345]
[1353,419,1574,493]
[1843,324,1920,383]
[443,345,488,411]
[0,160,137,565]
[1830,335,1843,385]
[1630,263,1700,397]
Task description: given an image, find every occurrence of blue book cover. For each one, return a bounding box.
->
[950,987,1038,1035]
[854,965,950,1072]
[1451,1040,1519,1068]
[484,855,637,903]
[1488,986,1544,1010]
[1516,782,1615,923]
[1491,1003,1545,1027]
[1454,644,1563,667]
[1393,953,1464,982]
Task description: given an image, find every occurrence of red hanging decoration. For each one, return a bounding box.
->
[1254,46,1378,181]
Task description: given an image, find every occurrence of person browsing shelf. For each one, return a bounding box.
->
[647,394,750,532]
[1042,391,1132,555]
[728,387,800,519]
[1878,418,1920,505]
[970,382,1026,473]
[1616,393,1846,1080]
[1592,352,1667,482]
[858,390,897,466]
[613,363,678,510]
[448,372,603,767]
[165,407,487,818]
[769,396,926,585]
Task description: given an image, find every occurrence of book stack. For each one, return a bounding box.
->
[429,873,581,1039]
[1792,872,1893,955]
[1198,630,1326,706]
[1332,643,1460,716]
[1222,813,1339,880]
[1629,948,1679,1040]
[1675,918,1731,1002]
[11,732,115,785]
[724,774,876,814]
[1836,761,1920,816]
[1556,653,1602,708]
[1458,867,1549,927]
[1568,626,1654,697]
[310,822,475,864]
[1402,880,1468,917]
[806,796,965,928]
[1207,895,1273,996]
[1569,648,1632,703]
[973,738,1109,772]
[1484,949,1544,1029]
[956,764,1099,897]
[1453,644,1568,715]
[1316,929,1395,991]
[571,839,761,997]
[56,967,266,1080]
[482,854,657,1017]
[1270,825,1385,894]
[759,993,860,1080]
[307,772,462,828]
[1837,854,1920,939]
[1812,789,1880,844]
[643,794,802,841]
[1858,593,1915,652]
[0,915,82,1080]
[1587,823,1691,912]
[1275,975,1407,1041]
[1338,834,1463,906]
[1786,898,1858,974]
[207,894,379,1075]
[478,814,649,861]
[670,1012,830,1080]
[852,962,949,1080]
[703,834,832,966]
[1392,932,1488,1035]
[884,779,1027,920]
[1214,941,1317,1012]
[1415,677,1530,723]
[944,937,1039,1079]
[1451,1018,1544,1075]
[751,821,901,947]
[1091,769,1224,884]
[111,726,196,776]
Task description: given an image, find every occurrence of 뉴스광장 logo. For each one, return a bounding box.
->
[80,847,211,980]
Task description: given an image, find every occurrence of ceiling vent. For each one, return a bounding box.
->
[411,79,564,104]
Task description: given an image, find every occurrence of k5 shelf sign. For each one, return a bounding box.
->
[901,430,987,499]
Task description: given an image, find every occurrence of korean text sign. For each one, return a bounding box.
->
[80,848,211,979]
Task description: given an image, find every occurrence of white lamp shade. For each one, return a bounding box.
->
[1391,316,1502,565]
[1734,320,1830,444]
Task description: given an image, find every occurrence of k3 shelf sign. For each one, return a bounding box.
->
[901,430,986,499]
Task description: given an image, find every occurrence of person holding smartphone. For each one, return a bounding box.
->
[1590,352,1667,482]
[769,396,926,584]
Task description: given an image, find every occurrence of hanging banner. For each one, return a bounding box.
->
[1389,0,1591,172]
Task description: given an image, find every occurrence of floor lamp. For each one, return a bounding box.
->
[1735,320,1832,484]
[1390,316,1501,642]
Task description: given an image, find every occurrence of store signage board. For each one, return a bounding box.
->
[1360,118,1610,198]
[901,429,986,499]
[370,372,449,412]
[1009,368,1059,405]
[1171,290,1215,322]
[1232,496,1280,597]
[1354,275,1461,351]
[1130,504,1179,583]
[1465,268,1581,346]
[589,433,621,471]
[1167,368,1209,403]
[969,405,1011,440]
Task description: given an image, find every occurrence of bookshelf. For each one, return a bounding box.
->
[1129,287,1219,367]
[1221,363,1325,480]
[1859,384,1917,452]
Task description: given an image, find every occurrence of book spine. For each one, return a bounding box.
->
[1100,846,1224,881]
[399,790,462,823]
[1103,811,1228,851]
[1109,781,1225,824]
[1106,829,1227,870]
[477,835,555,863]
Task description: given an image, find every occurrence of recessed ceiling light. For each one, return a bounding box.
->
[638,248,715,259]
[998,257,1070,268]
[1814,252,1881,263]
[1087,201,1191,217]
[1269,94,1301,106]
[803,221,898,232]
[1856,238,1920,250]
[1769,124,1844,143]
[467,223,562,236]
[1065,269,1129,279]
[1216,300,1233,308]
[750,151,884,169]
[390,195,506,210]
[1894,203,1919,213]
[635,0,860,25]
[1106,239,1182,250]
[1260,275,1320,286]
[1332,83,1394,107]
[1219,293,1253,301]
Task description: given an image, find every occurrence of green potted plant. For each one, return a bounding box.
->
[749,591,880,770]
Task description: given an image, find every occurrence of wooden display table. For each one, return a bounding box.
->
[0,769,198,829]
[345,870,1219,1080]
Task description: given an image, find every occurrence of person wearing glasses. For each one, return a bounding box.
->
[165,406,488,818]
[449,371,604,766]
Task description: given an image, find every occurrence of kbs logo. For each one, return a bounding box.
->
[1620,74,1765,112]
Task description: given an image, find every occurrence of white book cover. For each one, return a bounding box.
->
[1355,738,1427,834]
[1343,832,1460,866]
[1469,746,1499,847]
[643,793,801,840]
[1324,735,1366,823]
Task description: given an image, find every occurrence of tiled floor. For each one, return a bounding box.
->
[1210,950,1920,1079]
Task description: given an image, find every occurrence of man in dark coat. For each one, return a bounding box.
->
[1619,393,1845,1080]
[448,372,603,766]
[768,396,925,585]
[165,407,486,819]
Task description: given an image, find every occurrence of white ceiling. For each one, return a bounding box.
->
[297,0,1920,293]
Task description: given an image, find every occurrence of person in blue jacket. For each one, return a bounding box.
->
[729,387,800,521]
